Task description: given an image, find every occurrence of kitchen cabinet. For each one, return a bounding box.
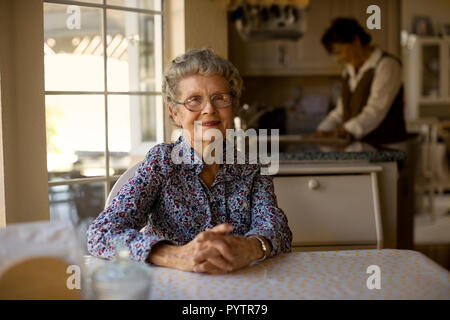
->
[273,162,400,250]
[228,0,339,76]
[229,0,400,76]
[403,36,450,120]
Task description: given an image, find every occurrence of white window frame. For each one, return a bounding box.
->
[44,0,164,203]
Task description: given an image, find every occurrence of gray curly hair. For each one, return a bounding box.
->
[162,48,243,111]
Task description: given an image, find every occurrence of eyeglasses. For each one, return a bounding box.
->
[173,92,233,112]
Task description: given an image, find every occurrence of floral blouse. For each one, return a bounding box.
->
[86,135,292,263]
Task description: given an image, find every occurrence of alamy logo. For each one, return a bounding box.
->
[366,265,381,290]
[366,5,381,30]
[66,265,81,290]
[66,5,81,30]
[171,124,280,175]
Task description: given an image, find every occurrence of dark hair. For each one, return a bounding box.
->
[321,18,372,53]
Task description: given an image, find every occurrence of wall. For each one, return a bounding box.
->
[163,0,229,141]
[165,0,228,64]
[241,76,340,108]
[0,0,50,225]
[0,74,5,226]
[185,0,228,59]
[401,0,450,34]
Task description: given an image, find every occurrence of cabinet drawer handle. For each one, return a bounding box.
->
[308,179,320,190]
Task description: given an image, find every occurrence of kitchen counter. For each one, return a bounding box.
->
[276,139,406,163]
[249,135,407,163]
[279,147,406,162]
[265,138,409,250]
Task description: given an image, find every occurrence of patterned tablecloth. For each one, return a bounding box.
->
[84,249,450,300]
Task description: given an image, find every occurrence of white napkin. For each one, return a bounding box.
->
[0,220,82,275]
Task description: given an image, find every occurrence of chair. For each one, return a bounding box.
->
[407,118,448,221]
[105,161,143,209]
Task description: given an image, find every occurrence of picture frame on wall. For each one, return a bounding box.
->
[412,16,434,36]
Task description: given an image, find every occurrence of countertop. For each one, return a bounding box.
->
[257,135,407,163]
[278,147,406,162]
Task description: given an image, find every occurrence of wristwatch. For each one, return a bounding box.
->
[251,235,270,262]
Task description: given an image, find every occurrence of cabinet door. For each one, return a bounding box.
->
[288,0,345,75]
[228,22,274,75]
[273,174,378,246]
[228,25,298,75]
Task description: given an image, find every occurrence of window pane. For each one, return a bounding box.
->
[44,3,104,91]
[106,10,162,92]
[107,94,160,174]
[421,44,440,98]
[49,182,105,223]
[107,0,161,11]
[46,95,106,182]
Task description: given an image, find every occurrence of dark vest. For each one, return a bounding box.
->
[341,52,408,145]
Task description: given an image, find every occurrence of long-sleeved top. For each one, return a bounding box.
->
[317,47,403,140]
[86,135,292,263]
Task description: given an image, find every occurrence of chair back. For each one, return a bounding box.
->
[105,161,142,209]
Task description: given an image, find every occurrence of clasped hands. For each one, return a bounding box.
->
[147,223,265,275]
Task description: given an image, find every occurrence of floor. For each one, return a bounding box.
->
[413,194,450,270]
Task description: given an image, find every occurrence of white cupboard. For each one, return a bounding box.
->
[403,36,450,120]
[273,163,389,250]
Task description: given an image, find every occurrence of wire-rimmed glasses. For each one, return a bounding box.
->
[173,92,233,112]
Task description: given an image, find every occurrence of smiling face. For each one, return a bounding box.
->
[168,73,234,148]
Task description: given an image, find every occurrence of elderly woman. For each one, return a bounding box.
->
[87,48,292,274]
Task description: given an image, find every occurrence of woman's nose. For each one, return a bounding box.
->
[201,99,216,114]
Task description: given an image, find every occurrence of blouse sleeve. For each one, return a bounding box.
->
[317,96,344,132]
[86,144,170,263]
[245,172,293,256]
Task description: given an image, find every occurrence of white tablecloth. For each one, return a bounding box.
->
[85,249,450,300]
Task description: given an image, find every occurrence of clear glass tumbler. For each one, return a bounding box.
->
[91,239,151,300]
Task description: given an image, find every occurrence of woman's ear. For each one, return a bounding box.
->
[168,103,182,126]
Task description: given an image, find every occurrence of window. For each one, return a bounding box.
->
[44,0,163,223]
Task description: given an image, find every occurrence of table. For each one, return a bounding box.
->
[84,249,450,300]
